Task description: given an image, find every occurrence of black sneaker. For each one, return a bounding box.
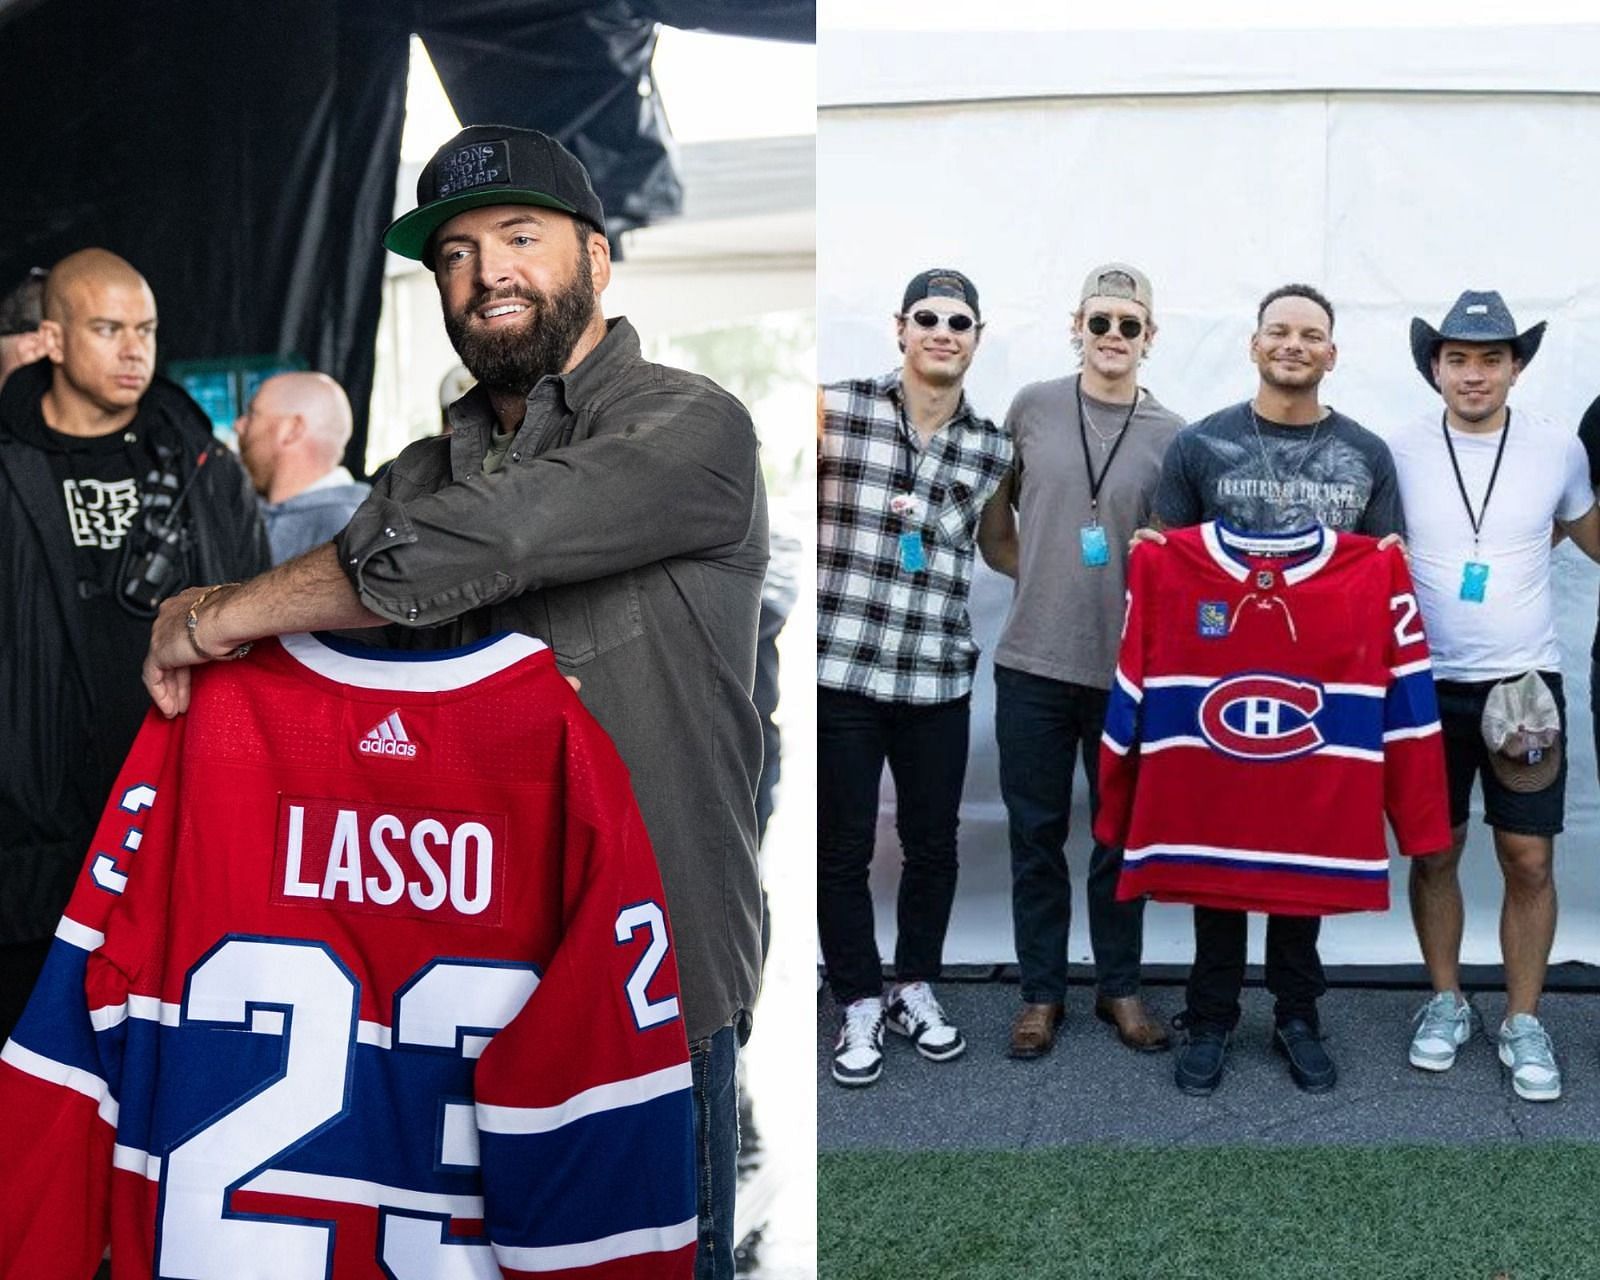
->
[1273,1018,1337,1093]
[1174,1024,1229,1096]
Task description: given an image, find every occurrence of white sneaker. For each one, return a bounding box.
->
[1497,1013,1561,1102]
[885,982,966,1062]
[1408,991,1474,1071]
[831,997,885,1087]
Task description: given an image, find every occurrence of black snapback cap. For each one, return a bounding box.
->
[901,268,980,320]
[384,125,607,267]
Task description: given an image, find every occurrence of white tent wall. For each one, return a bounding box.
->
[818,25,1600,968]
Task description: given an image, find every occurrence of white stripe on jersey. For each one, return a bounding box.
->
[477,1062,693,1136]
[1124,842,1381,873]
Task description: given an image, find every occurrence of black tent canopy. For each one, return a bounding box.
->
[0,0,814,468]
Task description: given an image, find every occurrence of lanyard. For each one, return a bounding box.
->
[1075,378,1138,519]
[892,397,922,495]
[1441,407,1510,553]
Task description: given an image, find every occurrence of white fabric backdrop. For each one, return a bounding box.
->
[818,49,1600,966]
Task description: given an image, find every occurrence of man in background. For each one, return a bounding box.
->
[0,267,48,393]
[235,371,370,563]
[0,248,267,1041]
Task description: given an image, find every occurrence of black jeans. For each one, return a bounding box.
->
[995,665,1145,1001]
[817,687,970,1003]
[1185,908,1325,1031]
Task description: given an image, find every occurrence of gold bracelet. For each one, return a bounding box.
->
[185,584,253,662]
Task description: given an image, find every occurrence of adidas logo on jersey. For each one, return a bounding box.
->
[360,711,417,758]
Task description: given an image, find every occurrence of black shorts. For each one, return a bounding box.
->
[1435,672,1566,837]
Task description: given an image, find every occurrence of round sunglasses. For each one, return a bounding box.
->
[1086,313,1145,339]
[904,309,977,333]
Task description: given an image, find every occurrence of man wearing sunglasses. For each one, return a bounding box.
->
[1149,283,1404,1097]
[819,268,1012,1087]
[978,263,1182,1061]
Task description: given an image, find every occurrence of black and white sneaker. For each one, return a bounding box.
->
[832,997,885,1087]
[885,982,966,1062]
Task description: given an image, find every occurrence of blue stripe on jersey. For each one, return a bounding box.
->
[1103,682,1140,752]
[1385,669,1441,734]
[1139,683,1384,753]
[480,1090,695,1249]
[12,939,101,1082]
[1131,853,1388,881]
[110,1021,489,1201]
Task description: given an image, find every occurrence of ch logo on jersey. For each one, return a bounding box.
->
[359,710,417,758]
[1198,673,1325,761]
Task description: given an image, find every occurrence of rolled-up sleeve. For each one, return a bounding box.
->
[335,383,760,628]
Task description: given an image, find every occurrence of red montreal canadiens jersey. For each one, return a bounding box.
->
[1094,522,1450,915]
[0,632,695,1279]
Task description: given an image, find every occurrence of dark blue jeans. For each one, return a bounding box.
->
[691,1024,739,1280]
[995,665,1146,1001]
[817,687,971,1003]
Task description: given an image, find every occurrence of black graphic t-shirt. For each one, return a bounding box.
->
[1155,401,1405,536]
[35,409,155,773]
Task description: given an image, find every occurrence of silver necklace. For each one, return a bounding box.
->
[1081,391,1135,451]
[1249,402,1324,490]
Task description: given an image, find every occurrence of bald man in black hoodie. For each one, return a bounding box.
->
[0,248,268,1039]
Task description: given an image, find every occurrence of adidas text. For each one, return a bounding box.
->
[359,738,417,758]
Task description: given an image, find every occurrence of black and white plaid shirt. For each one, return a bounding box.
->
[818,370,1012,704]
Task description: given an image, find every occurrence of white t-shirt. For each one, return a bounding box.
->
[1380,407,1594,681]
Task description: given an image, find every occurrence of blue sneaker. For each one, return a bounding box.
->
[1409,991,1474,1071]
[1497,1014,1561,1102]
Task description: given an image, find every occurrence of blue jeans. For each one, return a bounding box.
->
[994,665,1146,1001]
[691,1024,739,1279]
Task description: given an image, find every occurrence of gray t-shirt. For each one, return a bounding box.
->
[1155,401,1404,536]
[994,375,1183,689]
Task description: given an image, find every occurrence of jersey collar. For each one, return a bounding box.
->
[1201,519,1338,585]
[280,630,548,692]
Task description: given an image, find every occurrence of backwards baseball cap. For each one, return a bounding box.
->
[384,125,607,267]
[902,268,980,320]
[1481,671,1562,794]
[1080,262,1153,312]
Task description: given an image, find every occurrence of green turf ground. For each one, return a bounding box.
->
[819,1144,1600,1279]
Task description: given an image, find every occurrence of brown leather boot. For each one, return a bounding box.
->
[1094,994,1170,1053]
[1008,1001,1064,1059]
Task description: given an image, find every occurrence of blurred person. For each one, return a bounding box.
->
[1397,291,1600,1103]
[0,248,268,1042]
[235,371,370,563]
[439,362,475,434]
[978,263,1181,1060]
[818,268,1012,1087]
[142,127,765,1280]
[0,267,48,392]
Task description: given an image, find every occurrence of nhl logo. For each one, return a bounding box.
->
[1255,569,1275,590]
